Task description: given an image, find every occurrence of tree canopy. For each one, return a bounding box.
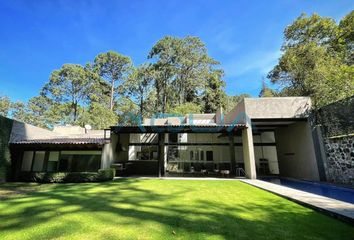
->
[3,11,353,129]
[148,36,225,114]
[268,11,354,108]
[41,64,91,122]
[0,95,11,117]
[93,51,132,110]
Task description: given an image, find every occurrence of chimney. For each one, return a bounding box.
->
[215,107,224,124]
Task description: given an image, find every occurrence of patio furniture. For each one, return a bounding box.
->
[236,167,246,177]
[220,170,230,177]
[259,158,270,175]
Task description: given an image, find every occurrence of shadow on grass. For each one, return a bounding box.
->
[0,179,353,240]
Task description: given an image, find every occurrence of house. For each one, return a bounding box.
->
[4,97,322,181]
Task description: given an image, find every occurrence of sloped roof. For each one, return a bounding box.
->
[11,138,107,145]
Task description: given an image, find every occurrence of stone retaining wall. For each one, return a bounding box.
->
[324,136,354,185]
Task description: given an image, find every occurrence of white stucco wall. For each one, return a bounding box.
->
[224,97,312,124]
[243,97,312,119]
[10,120,58,142]
[225,99,247,124]
[275,121,319,181]
[101,133,119,169]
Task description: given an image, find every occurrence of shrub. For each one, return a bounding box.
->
[98,168,115,180]
[18,168,116,183]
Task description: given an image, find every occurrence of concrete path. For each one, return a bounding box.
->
[241,179,354,225]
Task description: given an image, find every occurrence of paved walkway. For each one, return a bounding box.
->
[241,179,354,225]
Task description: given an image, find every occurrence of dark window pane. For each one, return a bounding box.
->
[169,133,178,143]
[206,151,213,161]
[59,153,101,172]
[59,158,69,171]
[47,161,58,172]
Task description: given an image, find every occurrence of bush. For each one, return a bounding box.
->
[98,168,116,180]
[0,166,6,183]
[18,168,116,183]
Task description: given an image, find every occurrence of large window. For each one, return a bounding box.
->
[59,151,101,172]
[32,151,45,171]
[21,151,34,172]
[21,151,45,172]
[129,146,158,161]
[21,150,102,172]
[47,151,59,172]
[128,133,159,161]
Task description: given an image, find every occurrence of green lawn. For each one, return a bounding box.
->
[0,179,353,240]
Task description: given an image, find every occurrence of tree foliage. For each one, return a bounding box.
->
[93,51,132,110]
[202,69,227,113]
[0,95,11,117]
[78,102,117,130]
[7,16,353,129]
[148,36,225,113]
[42,64,90,122]
[12,96,71,128]
[3,34,302,129]
[337,10,354,65]
[259,80,278,97]
[114,97,139,125]
[168,102,202,115]
[268,11,354,108]
[123,64,154,117]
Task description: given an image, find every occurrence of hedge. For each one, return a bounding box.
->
[18,168,116,183]
[0,116,13,182]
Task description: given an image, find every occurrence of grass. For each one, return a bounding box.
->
[0,179,353,240]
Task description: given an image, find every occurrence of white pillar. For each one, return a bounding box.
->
[242,124,257,179]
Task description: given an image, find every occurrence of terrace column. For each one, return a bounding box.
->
[242,124,257,179]
[157,133,165,177]
[228,133,236,175]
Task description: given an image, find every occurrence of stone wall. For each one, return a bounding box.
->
[324,136,354,185]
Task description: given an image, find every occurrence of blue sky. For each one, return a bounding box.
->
[0,0,352,102]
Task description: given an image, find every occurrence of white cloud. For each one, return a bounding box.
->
[223,50,281,78]
[211,29,240,54]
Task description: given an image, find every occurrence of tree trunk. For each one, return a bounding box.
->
[73,101,78,122]
[179,78,183,105]
[155,81,160,112]
[162,81,167,114]
[110,79,115,110]
[162,73,168,114]
[162,92,166,114]
[140,96,144,119]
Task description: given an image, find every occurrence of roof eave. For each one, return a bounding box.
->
[110,124,247,133]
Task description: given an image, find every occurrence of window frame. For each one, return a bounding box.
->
[20,150,102,173]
